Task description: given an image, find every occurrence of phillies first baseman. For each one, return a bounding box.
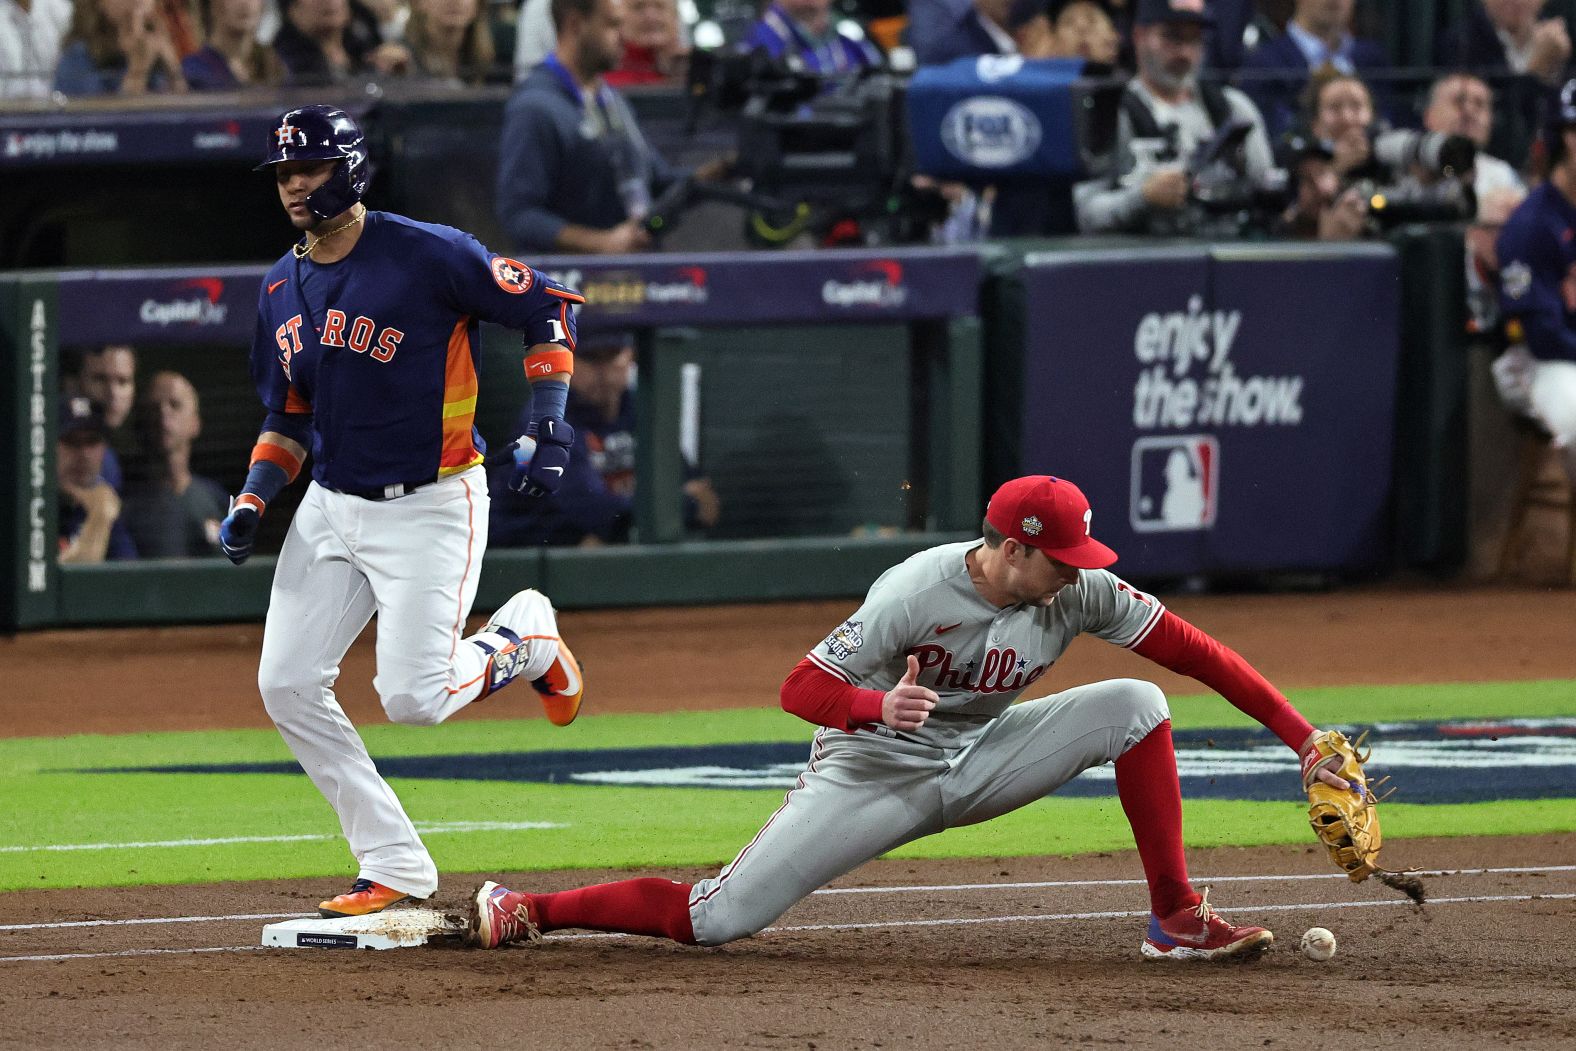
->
[218,105,587,919]
[469,476,1357,961]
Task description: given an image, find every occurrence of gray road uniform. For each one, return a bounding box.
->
[687,540,1172,946]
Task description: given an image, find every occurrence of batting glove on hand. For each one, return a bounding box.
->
[510,416,574,498]
[219,502,260,565]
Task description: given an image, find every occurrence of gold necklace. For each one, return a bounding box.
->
[293,206,366,259]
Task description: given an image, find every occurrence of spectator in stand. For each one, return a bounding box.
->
[1421,71,1525,202]
[57,396,137,565]
[1,0,72,100]
[511,0,554,76]
[605,0,684,85]
[405,0,495,85]
[272,0,410,82]
[123,371,230,559]
[70,344,138,494]
[1046,0,1120,63]
[1237,0,1389,138]
[745,0,882,74]
[490,331,720,547]
[908,0,1041,66]
[1438,1,1571,164]
[55,0,189,95]
[1438,0,1570,88]
[184,0,285,88]
[1305,69,1373,180]
[497,0,709,254]
[1467,183,1527,335]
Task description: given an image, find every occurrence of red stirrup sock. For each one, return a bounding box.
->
[531,878,697,944]
[1114,719,1201,918]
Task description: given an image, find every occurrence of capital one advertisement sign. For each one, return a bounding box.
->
[1017,247,1400,576]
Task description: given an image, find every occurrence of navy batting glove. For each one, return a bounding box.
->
[512,416,574,499]
[219,504,260,565]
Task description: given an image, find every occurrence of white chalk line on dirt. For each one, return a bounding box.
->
[3,864,1571,935]
[2,891,1571,963]
[815,864,1576,894]
[0,821,566,854]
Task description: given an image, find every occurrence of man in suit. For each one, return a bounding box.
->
[1238,0,1389,137]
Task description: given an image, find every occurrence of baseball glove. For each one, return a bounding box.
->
[1301,729,1387,882]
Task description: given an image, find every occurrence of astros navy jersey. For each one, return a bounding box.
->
[1497,181,1576,364]
[809,540,1164,748]
[250,211,583,490]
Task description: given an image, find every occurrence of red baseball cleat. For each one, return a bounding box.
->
[1141,888,1274,962]
[317,878,413,918]
[469,881,543,949]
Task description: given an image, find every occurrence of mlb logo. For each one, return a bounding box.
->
[1130,435,1218,533]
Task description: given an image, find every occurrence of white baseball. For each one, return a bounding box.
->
[1301,926,1337,961]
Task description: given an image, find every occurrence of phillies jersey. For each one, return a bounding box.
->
[808,540,1165,747]
[249,211,583,491]
[1497,181,1576,364]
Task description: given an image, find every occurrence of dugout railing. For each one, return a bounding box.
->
[0,247,984,630]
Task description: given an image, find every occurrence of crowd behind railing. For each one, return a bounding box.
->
[16,0,1576,568]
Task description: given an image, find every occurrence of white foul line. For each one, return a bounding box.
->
[2,864,1571,935]
[0,821,565,854]
[2,890,1572,962]
[811,864,1576,895]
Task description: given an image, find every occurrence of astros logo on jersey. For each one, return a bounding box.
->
[491,257,534,295]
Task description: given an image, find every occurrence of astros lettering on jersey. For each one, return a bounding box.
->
[251,212,583,490]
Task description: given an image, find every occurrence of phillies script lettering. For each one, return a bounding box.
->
[1131,296,1303,429]
[911,644,1048,694]
[275,311,405,376]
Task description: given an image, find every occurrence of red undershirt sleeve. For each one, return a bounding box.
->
[781,658,887,732]
[1130,610,1313,751]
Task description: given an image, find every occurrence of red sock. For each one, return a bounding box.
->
[531,878,697,944]
[1114,719,1200,918]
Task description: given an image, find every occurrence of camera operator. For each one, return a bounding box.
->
[1074,0,1275,237]
[1303,70,1479,236]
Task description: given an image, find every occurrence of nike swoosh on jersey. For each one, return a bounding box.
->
[267,279,288,294]
[935,622,963,635]
[544,466,564,476]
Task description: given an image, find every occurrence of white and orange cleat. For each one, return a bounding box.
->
[479,589,584,724]
[317,878,415,919]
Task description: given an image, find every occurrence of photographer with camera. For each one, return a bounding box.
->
[1074,0,1275,237]
[1302,70,1479,236]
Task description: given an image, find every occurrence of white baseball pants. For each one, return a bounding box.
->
[257,466,555,899]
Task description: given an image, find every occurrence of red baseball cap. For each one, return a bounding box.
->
[985,476,1118,569]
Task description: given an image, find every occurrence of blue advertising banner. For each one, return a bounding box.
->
[50,248,981,346]
[1016,243,1400,576]
[0,106,300,169]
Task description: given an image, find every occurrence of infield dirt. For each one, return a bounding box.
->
[1,583,1573,1048]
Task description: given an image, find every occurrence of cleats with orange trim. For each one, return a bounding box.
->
[482,589,584,725]
[531,636,584,726]
[317,878,414,918]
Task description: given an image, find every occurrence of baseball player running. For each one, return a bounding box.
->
[469,476,1359,961]
[220,105,587,918]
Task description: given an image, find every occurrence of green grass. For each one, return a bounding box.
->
[1,679,1572,892]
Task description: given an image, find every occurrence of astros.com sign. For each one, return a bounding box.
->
[938,96,1043,169]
